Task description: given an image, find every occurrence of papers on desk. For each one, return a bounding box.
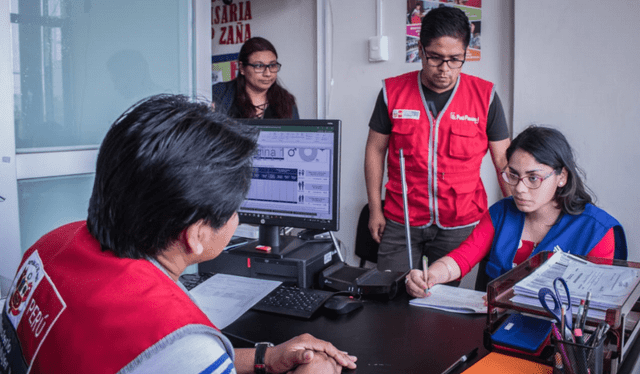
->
[409,284,487,314]
[189,274,281,329]
[511,252,640,321]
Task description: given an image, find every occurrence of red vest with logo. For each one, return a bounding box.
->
[383,71,493,227]
[2,221,217,374]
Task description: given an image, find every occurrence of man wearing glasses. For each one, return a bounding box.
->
[365,6,511,279]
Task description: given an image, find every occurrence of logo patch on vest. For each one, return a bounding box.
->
[449,112,479,124]
[392,109,420,120]
[5,250,66,368]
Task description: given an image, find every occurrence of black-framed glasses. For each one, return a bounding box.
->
[243,62,281,73]
[422,48,465,69]
[501,170,557,189]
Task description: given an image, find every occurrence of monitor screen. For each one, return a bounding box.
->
[238,119,341,250]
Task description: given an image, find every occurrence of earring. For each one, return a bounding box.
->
[196,243,204,254]
[559,182,564,187]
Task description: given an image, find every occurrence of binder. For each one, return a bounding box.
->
[490,313,552,355]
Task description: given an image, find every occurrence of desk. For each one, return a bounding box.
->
[222,292,640,374]
[223,292,487,373]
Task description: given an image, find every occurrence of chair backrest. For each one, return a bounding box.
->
[474,255,491,292]
[613,225,628,261]
[355,202,383,267]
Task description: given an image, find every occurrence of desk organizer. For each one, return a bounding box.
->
[483,251,640,374]
[553,333,605,374]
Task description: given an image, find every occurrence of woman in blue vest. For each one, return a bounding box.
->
[406,125,626,298]
[212,37,299,119]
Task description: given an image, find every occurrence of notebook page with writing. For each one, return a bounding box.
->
[409,284,487,314]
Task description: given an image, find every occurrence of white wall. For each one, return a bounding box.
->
[513,1,640,260]
[323,1,514,288]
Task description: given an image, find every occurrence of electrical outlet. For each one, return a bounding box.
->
[368,35,389,62]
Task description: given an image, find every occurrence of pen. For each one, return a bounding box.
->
[575,299,585,330]
[574,328,588,373]
[579,292,591,330]
[552,325,576,374]
[441,347,477,374]
[560,306,566,340]
[422,255,429,293]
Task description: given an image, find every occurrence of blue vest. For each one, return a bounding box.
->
[485,197,627,280]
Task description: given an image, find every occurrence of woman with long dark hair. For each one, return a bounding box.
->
[212,37,299,119]
[405,125,627,297]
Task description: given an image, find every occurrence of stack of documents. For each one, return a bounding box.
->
[410,284,487,314]
[511,252,640,321]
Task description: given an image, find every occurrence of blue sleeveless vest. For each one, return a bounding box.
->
[485,197,626,280]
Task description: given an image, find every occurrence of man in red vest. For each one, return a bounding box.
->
[365,7,511,280]
[1,95,357,374]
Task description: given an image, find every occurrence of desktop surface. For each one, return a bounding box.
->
[223,292,487,373]
[222,291,640,374]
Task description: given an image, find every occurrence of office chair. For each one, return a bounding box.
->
[354,201,384,267]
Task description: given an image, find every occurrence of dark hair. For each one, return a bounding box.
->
[235,37,296,118]
[420,6,471,49]
[506,125,594,215]
[87,94,259,259]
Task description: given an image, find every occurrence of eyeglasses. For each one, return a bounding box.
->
[501,170,557,189]
[422,49,465,69]
[243,62,282,73]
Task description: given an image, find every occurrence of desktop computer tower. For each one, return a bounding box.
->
[198,238,340,288]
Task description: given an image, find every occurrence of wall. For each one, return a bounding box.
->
[323,0,514,288]
[513,1,640,260]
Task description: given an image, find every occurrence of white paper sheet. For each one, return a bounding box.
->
[409,284,487,314]
[189,273,281,329]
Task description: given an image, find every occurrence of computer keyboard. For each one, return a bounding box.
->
[251,285,336,319]
[179,272,336,319]
[180,272,215,290]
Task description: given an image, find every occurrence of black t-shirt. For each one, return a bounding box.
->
[368,84,509,141]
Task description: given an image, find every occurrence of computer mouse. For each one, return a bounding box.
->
[323,295,363,315]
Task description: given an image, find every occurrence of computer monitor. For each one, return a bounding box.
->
[238,119,341,254]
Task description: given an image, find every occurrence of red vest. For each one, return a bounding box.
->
[3,221,216,374]
[383,71,493,227]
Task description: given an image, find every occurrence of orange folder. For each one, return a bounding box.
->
[463,352,552,374]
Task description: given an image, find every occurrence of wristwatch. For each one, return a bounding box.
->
[254,342,274,374]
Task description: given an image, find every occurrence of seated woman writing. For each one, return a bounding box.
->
[406,125,626,298]
[212,37,299,119]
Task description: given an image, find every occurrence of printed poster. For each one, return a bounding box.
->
[406,0,482,63]
[211,0,253,83]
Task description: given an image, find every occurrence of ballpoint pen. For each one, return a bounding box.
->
[422,255,429,293]
[441,347,478,374]
[579,292,592,330]
[575,299,585,330]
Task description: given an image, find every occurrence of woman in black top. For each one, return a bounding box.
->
[212,37,299,119]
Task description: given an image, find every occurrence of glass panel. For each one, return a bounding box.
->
[12,0,191,150]
[18,174,95,253]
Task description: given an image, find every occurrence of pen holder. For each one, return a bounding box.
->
[552,334,604,374]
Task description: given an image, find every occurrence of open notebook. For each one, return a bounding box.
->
[409,284,487,314]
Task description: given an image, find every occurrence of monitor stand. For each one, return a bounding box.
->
[255,225,306,258]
